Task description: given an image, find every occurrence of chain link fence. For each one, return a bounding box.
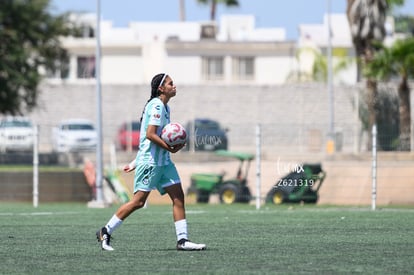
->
[1,120,413,206]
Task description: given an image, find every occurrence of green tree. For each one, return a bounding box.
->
[0,0,75,115]
[365,38,414,150]
[311,48,353,83]
[197,0,239,21]
[394,15,414,35]
[346,0,404,148]
[286,47,353,83]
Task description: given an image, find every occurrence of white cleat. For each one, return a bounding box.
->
[101,239,114,251]
[96,227,114,251]
[176,239,207,251]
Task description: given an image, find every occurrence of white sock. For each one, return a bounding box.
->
[105,215,123,235]
[175,219,188,241]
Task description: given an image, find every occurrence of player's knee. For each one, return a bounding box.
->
[130,199,146,210]
[171,197,185,208]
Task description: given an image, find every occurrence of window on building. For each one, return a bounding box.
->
[233,56,254,80]
[72,24,95,38]
[202,56,224,80]
[77,56,96,79]
[46,56,70,79]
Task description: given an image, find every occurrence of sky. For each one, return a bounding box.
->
[50,0,414,40]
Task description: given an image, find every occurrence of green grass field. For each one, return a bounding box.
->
[2,203,414,274]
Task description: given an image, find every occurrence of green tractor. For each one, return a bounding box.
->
[187,150,254,204]
[266,163,326,205]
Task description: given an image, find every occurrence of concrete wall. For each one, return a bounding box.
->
[30,82,360,154]
[116,156,414,206]
[0,171,91,202]
[1,153,412,205]
[24,80,414,156]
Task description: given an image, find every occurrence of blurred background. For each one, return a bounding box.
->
[1,0,413,206]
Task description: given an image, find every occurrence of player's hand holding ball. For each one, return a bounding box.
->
[161,123,187,152]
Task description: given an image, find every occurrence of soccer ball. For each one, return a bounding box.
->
[161,123,187,146]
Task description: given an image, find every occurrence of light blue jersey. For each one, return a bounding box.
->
[136,98,171,166]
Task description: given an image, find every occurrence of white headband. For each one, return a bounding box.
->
[159,73,168,87]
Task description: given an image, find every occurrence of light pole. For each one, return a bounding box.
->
[327,0,335,154]
[179,0,186,21]
[89,0,106,207]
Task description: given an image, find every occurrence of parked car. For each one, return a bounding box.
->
[116,121,141,150]
[185,118,228,151]
[0,116,34,153]
[52,119,97,153]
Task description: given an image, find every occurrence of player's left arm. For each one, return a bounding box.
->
[123,159,137,173]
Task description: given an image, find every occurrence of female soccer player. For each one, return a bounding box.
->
[96,73,206,251]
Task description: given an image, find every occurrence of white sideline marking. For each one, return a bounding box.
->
[238,208,414,214]
[185,210,206,214]
[0,211,79,216]
[0,210,206,216]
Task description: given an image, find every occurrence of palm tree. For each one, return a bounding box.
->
[286,47,353,83]
[394,15,414,35]
[365,38,414,150]
[347,0,388,80]
[312,49,353,83]
[346,0,404,148]
[197,0,239,21]
[179,0,186,21]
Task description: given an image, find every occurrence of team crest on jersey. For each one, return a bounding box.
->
[153,114,160,119]
[142,178,149,185]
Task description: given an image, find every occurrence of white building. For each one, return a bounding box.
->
[48,13,360,86]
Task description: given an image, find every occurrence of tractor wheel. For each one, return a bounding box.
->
[186,187,210,203]
[186,187,198,204]
[238,186,251,203]
[267,189,286,205]
[219,184,240,204]
[303,193,318,204]
[197,189,210,203]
